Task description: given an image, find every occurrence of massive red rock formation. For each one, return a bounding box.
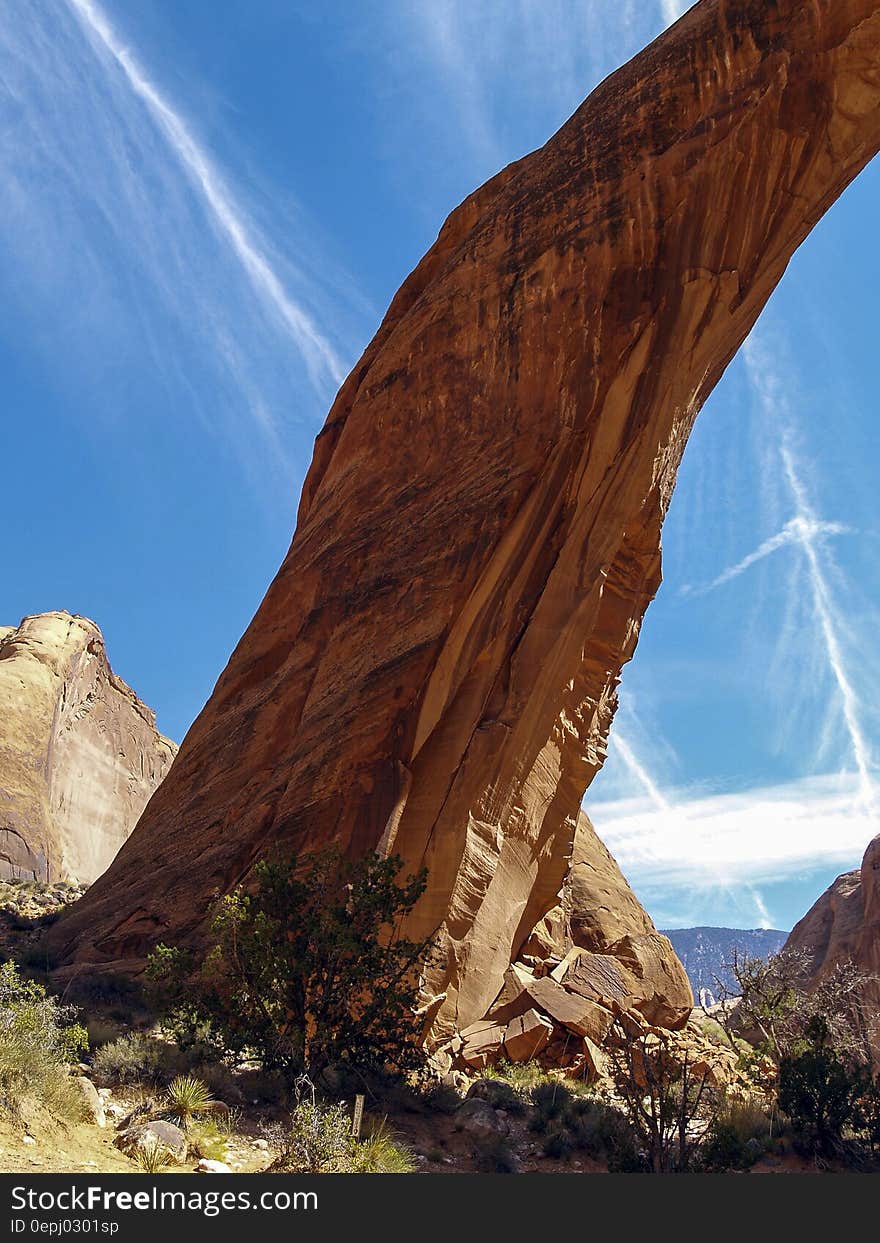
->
[0,613,176,884]
[48,0,880,1042]
[784,833,880,1058]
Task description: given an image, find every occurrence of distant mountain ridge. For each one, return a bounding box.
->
[661,927,788,1000]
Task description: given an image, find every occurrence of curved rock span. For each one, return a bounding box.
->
[0,612,176,883]
[48,1,880,1042]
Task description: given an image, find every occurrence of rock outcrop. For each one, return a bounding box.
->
[784,834,880,1051]
[48,0,880,1044]
[0,613,176,883]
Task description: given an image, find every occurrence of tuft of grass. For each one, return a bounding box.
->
[165,1075,215,1129]
[351,1118,416,1173]
[134,1136,171,1173]
[188,1117,228,1162]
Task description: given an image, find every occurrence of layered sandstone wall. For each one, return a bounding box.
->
[784,834,880,1050]
[48,1,880,1042]
[0,612,177,883]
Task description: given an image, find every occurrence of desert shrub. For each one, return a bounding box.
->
[566,1097,641,1167]
[777,1016,868,1159]
[854,1076,880,1152]
[474,1135,518,1173]
[710,950,878,1066]
[0,960,88,1121]
[264,1082,415,1174]
[529,1080,573,1132]
[146,849,431,1083]
[533,1093,641,1169]
[91,1032,161,1086]
[164,1075,215,1128]
[421,1082,462,1115]
[701,1096,771,1171]
[466,1077,527,1115]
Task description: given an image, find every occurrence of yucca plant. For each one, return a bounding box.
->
[164,1075,215,1129]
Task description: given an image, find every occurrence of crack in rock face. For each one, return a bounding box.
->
[46,0,880,1044]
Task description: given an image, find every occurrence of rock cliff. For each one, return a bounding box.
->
[47,0,880,1044]
[0,613,176,883]
[784,835,880,1043]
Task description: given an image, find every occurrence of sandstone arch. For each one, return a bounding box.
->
[48,0,880,1042]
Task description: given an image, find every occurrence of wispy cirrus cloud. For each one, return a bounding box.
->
[0,0,366,487]
[381,1,652,192]
[660,2,691,26]
[67,0,345,394]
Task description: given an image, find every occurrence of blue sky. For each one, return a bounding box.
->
[1,1,877,932]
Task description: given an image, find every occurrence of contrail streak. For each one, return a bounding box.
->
[683,516,850,596]
[66,0,345,392]
[611,728,671,813]
[748,885,773,930]
[780,440,875,807]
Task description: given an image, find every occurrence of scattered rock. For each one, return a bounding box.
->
[503,1009,554,1062]
[72,1076,105,1127]
[455,1099,508,1139]
[196,1159,232,1174]
[459,1021,505,1071]
[116,1119,187,1164]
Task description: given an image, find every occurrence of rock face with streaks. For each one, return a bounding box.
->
[0,613,176,883]
[48,0,880,1044]
[784,834,880,1056]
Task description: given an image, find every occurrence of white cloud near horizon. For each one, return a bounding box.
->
[590,771,875,896]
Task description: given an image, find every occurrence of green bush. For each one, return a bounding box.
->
[778,1017,868,1159]
[529,1080,573,1132]
[474,1135,518,1173]
[91,1032,161,1086]
[146,849,432,1083]
[0,960,88,1121]
[264,1091,414,1174]
[700,1096,771,1171]
[466,1077,527,1115]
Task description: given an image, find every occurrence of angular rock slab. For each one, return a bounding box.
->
[48,1,880,1042]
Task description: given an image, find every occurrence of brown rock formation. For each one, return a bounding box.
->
[0,613,176,883]
[784,834,880,1049]
[48,0,880,1043]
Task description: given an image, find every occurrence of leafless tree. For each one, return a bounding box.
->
[605,1018,716,1173]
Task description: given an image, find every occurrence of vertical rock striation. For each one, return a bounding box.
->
[0,613,176,883]
[48,0,880,1041]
